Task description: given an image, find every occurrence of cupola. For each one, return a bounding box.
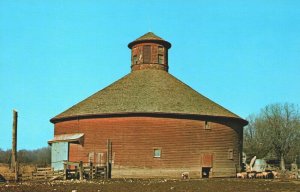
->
[128,32,171,72]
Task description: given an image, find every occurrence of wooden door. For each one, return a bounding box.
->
[202,153,213,167]
[51,142,69,171]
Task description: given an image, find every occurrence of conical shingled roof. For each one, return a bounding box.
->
[135,32,164,41]
[51,69,246,124]
[128,32,171,49]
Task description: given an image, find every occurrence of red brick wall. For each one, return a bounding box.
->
[54,116,243,178]
[131,42,168,71]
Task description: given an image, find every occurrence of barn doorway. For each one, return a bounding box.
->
[202,167,211,178]
[48,133,84,171]
[201,153,213,178]
[51,142,69,171]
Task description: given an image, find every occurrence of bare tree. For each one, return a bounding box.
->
[244,114,272,159]
[244,103,300,170]
[0,147,51,166]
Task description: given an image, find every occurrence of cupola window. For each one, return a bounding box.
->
[158,46,164,52]
[158,54,164,64]
[143,45,151,63]
[133,55,138,64]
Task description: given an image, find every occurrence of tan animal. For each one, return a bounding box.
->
[262,171,270,179]
[237,172,247,179]
[181,172,189,179]
[236,173,243,178]
[289,173,297,179]
[256,172,263,179]
[247,172,256,179]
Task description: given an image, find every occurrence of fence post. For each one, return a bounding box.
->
[79,161,83,180]
[63,162,67,180]
[89,162,93,179]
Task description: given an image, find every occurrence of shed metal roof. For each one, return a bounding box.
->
[48,133,84,144]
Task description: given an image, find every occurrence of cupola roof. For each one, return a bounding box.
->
[128,32,171,49]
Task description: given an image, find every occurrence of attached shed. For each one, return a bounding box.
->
[49,32,248,178]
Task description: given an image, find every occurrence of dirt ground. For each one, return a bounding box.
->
[1,178,300,192]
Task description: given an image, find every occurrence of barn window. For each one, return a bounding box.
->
[153,148,161,158]
[133,55,138,64]
[204,121,211,130]
[158,54,164,64]
[158,46,164,52]
[228,149,234,160]
[143,45,151,63]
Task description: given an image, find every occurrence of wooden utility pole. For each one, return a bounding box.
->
[11,109,18,181]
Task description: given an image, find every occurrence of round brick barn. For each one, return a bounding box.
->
[49,32,248,178]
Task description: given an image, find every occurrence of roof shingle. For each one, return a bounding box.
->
[128,32,171,49]
[51,69,246,124]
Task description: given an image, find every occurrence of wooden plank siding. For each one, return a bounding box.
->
[54,116,243,178]
[130,42,169,71]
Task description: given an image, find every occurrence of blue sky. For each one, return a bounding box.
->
[1,0,300,150]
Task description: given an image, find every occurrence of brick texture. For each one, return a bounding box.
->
[54,116,243,178]
[131,42,168,72]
